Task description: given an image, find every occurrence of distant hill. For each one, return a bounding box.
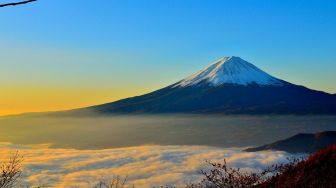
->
[245,131,336,153]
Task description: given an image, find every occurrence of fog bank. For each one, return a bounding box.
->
[0,142,296,187]
[0,115,335,149]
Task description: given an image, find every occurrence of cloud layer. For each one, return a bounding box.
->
[0,143,293,187]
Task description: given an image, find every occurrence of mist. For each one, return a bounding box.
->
[0,142,298,187]
[0,114,335,149]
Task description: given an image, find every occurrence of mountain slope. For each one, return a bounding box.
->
[245,131,336,153]
[258,144,336,188]
[83,56,336,115]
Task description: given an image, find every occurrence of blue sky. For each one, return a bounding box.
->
[0,0,336,114]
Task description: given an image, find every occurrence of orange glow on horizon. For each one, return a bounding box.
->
[0,86,151,116]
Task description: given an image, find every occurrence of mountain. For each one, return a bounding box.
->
[83,56,336,115]
[245,131,336,153]
[173,56,284,87]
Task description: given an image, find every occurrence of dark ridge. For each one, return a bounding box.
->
[245,131,336,153]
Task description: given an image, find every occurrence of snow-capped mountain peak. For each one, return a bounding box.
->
[173,56,284,87]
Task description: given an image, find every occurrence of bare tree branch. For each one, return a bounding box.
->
[0,151,23,188]
[0,0,37,8]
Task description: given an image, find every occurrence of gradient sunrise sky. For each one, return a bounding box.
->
[1,0,336,115]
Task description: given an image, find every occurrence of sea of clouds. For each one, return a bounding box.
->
[0,142,294,187]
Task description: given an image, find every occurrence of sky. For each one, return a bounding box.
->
[1,0,336,115]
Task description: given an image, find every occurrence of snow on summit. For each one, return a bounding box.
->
[174,56,284,87]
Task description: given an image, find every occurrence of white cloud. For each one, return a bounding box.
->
[0,143,294,187]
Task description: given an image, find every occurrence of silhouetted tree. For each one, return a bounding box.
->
[195,159,267,188]
[92,175,128,188]
[0,151,22,188]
